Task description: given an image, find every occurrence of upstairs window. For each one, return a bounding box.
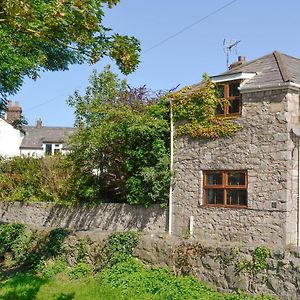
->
[203,170,247,207]
[216,81,241,117]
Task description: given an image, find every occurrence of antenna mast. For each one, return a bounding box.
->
[223,39,241,69]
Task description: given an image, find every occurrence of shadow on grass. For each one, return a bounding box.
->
[0,273,47,300]
[54,292,75,300]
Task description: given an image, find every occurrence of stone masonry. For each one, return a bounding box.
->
[172,87,300,248]
[0,201,167,234]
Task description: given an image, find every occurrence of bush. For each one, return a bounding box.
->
[0,155,93,204]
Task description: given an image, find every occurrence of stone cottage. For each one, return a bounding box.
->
[172,51,300,249]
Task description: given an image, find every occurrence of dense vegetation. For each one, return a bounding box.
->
[0,223,273,300]
[0,67,171,206]
[67,67,171,206]
[0,155,93,204]
[0,0,140,98]
[0,68,242,206]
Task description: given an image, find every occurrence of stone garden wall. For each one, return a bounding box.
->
[0,201,167,234]
[135,235,300,300]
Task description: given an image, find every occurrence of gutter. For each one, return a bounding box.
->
[240,82,300,93]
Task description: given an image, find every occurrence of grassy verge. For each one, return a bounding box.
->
[0,259,274,300]
[0,223,275,300]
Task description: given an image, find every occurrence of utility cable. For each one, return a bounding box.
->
[143,0,239,54]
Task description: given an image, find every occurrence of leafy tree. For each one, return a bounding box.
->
[68,67,170,206]
[0,0,140,111]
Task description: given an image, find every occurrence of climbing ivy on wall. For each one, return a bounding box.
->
[170,80,241,139]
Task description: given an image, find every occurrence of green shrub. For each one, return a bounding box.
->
[97,231,140,269]
[69,261,92,279]
[0,223,35,265]
[0,155,90,204]
[39,258,67,279]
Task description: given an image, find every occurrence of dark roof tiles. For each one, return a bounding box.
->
[220,51,300,89]
[20,126,76,149]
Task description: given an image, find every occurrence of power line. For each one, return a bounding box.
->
[143,0,239,54]
[26,1,239,113]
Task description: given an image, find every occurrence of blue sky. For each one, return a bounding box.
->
[11,0,300,127]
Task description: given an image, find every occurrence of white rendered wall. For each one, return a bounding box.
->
[0,119,24,157]
[20,149,44,157]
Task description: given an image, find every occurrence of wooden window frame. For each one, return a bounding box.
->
[203,170,248,208]
[216,80,242,117]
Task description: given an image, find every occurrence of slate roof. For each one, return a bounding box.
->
[219,51,300,89]
[20,126,77,149]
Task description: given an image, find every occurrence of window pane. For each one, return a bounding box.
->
[206,189,224,205]
[45,144,52,155]
[228,172,245,186]
[227,189,247,206]
[216,85,224,98]
[228,99,241,114]
[206,173,223,185]
[216,104,224,115]
[229,82,240,97]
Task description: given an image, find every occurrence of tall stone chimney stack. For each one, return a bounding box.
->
[5,100,22,123]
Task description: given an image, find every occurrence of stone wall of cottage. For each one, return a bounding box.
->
[172,87,300,248]
[0,201,167,234]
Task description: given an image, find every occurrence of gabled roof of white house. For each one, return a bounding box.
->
[20,126,77,149]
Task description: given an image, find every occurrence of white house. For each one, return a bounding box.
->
[0,118,24,157]
[20,119,76,157]
[0,101,76,157]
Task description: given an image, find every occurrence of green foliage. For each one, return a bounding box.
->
[68,67,171,206]
[69,261,92,279]
[96,231,140,270]
[0,0,140,98]
[100,258,264,300]
[235,246,270,276]
[0,225,275,300]
[0,270,273,300]
[0,155,94,204]
[171,80,241,139]
[39,258,67,279]
[0,223,34,264]
[0,223,71,271]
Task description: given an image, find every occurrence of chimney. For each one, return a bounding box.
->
[229,56,246,70]
[5,100,22,123]
[36,117,42,129]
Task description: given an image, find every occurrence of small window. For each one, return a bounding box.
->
[203,170,247,207]
[45,144,52,156]
[216,81,242,117]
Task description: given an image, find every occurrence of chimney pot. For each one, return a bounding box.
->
[36,118,42,128]
[229,55,246,70]
[238,56,246,63]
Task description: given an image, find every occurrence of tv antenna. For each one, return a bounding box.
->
[223,39,240,69]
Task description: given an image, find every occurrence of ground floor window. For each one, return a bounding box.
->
[203,170,247,207]
[44,143,62,155]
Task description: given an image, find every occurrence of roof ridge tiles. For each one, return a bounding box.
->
[220,52,275,75]
[273,51,292,82]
